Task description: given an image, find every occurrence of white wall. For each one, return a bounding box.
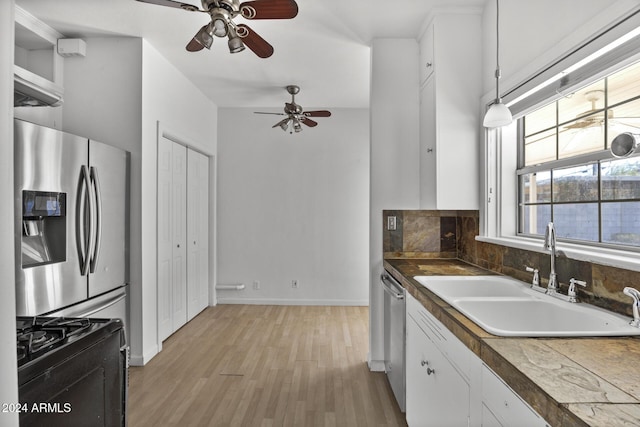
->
[217,107,369,305]
[63,37,218,365]
[0,2,18,426]
[369,39,420,370]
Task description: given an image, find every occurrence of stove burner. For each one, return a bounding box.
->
[25,330,46,344]
[16,317,94,365]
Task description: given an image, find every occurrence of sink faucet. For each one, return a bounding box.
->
[543,222,558,295]
[623,287,640,328]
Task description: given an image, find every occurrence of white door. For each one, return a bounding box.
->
[157,136,187,342]
[187,148,209,320]
[171,142,188,333]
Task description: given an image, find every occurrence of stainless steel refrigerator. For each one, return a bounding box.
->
[14,119,129,338]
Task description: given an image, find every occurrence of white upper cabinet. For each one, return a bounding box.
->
[418,11,482,210]
[14,6,64,96]
[419,23,434,84]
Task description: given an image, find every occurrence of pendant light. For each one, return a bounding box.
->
[483,0,513,128]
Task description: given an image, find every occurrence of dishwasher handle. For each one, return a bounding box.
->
[380,272,405,300]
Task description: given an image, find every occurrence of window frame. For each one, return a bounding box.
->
[478,6,640,272]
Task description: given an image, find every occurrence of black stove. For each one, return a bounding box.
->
[17,316,127,427]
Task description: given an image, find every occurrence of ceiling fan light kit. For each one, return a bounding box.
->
[483,0,513,129]
[255,85,332,134]
[136,0,298,57]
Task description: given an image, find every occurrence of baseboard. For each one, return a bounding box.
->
[368,359,386,372]
[129,345,158,366]
[216,297,369,306]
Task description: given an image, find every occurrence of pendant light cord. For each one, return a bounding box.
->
[495,0,501,102]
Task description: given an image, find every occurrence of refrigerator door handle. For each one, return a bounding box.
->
[78,165,93,276]
[89,166,102,274]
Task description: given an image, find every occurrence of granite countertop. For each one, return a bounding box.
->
[384,258,640,427]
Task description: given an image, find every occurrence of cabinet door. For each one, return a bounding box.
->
[187,149,209,320]
[419,23,435,83]
[482,364,549,427]
[406,315,470,427]
[419,77,436,209]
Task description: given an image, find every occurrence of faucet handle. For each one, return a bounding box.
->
[525,266,540,286]
[623,287,640,328]
[568,278,586,297]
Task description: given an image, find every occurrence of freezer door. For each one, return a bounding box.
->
[88,140,128,297]
[14,119,88,315]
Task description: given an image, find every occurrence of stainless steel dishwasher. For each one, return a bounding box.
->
[381,270,406,412]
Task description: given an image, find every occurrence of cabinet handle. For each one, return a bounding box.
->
[420,360,436,375]
[426,62,433,67]
[177,244,180,248]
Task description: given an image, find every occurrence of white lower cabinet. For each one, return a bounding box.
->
[406,293,477,427]
[406,312,470,426]
[405,293,549,427]
[481,364,550,427]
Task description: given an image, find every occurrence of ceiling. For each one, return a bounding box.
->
[15,0,487,109]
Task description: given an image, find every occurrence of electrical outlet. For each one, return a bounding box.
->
[253,280,260,290]
[387,216,397,231]
[291,279,299,289]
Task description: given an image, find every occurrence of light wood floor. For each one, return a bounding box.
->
[128,305,407,427]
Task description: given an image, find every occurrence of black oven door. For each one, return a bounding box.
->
[19,329,125,427]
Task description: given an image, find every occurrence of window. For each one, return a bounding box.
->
[518,61,640,249]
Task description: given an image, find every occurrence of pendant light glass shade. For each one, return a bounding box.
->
[483,101,513,128]
[483,0,512,129]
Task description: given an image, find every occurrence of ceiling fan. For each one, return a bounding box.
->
[135,0,298,58]
[255,85,331,133]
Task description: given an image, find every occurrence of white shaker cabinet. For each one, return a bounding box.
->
[419,23,435,84]
[418,11,482,210]
[405,293,550,427]
[406,293,477,427]
[406,313,470,426]
[482,364,550,427]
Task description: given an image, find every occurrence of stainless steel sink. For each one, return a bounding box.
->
[413,275,640,337]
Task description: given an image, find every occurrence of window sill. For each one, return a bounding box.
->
[476,235,640,273]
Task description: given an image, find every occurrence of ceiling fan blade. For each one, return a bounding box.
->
[272,118,289,128]
[302,117,318,127]
[255,112,285,115]
[239,0,299,19]
[135,0,203,12]
[236,24,274,58]
[303,110,331,118]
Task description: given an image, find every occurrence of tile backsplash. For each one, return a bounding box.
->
[383,210,464,258]
[383,209,640,318]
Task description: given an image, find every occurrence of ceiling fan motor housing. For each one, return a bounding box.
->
[202,0,238,13]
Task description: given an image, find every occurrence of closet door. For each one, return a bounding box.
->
[187,148,209,320]
[157,137,187,342]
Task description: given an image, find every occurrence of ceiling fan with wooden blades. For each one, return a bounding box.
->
[255,85,331,133]
[135,0,298,58]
